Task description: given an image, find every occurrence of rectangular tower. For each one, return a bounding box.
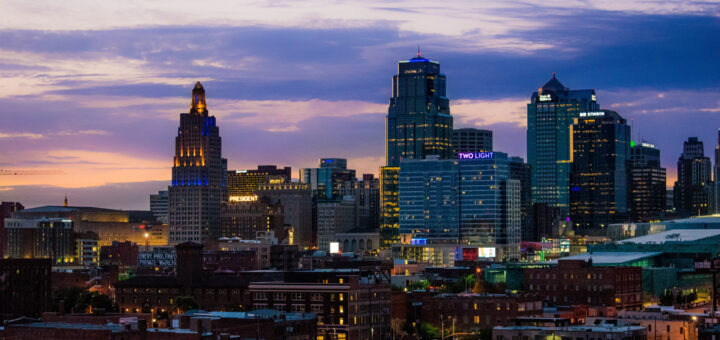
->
[629,142,666,222]
[569,110,631,234]
[674,137,712,216]
[527,74,598,214]
[168,82,223,245]
[453,128,492,155]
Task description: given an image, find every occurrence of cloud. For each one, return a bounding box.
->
[0,132,45,139]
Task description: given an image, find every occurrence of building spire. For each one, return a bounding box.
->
[552,71,556,79]
[417,46,421,58]
[190,81,207,114]
[64,194,68,207]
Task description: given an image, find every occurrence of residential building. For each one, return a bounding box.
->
[406,292,543,333]
[524,259,642,310]
[4,217,74,264]
[0,201,23,258]
[249,270,391,340]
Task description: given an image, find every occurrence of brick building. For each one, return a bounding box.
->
[0,258,51,320]
[405,292,543,333]
[178,309,317,340]
[524,259,642,310]
[249,270,391,340]
[101,241,139,267]
[114,242,283,313]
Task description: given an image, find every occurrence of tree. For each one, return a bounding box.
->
[174,295,200,312]
[52,287,118,314]
[416,322,441,340]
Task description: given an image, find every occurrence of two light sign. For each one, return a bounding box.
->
[458,152,494,160]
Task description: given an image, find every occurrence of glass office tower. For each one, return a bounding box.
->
[569,110,631,234]
[382,53,454,246]
[386,53,453,166]
[398,152,520,259]
[527,74,598,214]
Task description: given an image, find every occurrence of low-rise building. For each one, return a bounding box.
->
[406,292,544,333]
[249,269,391,340]
[0,258,52,320]
[524,259,642,310]
[178,309,317,340]
[494,323,647,340]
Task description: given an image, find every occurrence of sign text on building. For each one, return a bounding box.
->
[458,152,494,160]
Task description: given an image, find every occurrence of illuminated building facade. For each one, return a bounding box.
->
[527,74,598,213]
[712,130,720,214]
[220,198,286,242]
[316,198,357,251]
[674,137,712,216]
[75,236,100,266]
[629,142,666,222]
[168,82,224,244]
[569,110,631,234]
[149,190,168,224]
[379,166,400,247]
[248,270,391,340]
[339,174,380,231]
[387,54,453,166]
[398,153,521,260]
[4,217,74,264]
[452,128,492,155]
[383,53,453,248]
[509,157,532,241]
[227,165,292,197]
[300,158,356,199]
[257,181,313,249]
[0,201,24,258]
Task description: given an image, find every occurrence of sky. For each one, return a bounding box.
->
[1,0,719,210]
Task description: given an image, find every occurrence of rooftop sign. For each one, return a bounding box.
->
[579,112,605,117]
[458,152,494,160]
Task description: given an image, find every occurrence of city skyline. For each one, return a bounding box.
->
[1,1,720,210]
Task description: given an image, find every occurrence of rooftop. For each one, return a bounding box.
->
[551,252,661,265]
[617,229,720,244]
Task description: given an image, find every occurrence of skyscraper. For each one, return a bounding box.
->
[386,53,453,166]
[713,130,720,214]
[674,137,712,216]
[300,158,356,199]
[382,53,453,246]
[149,190,168,224]
[398,152,521,260]
[527,74,598,213]
[509,157,532,241]
[168,82,224,244]
[453,128,492,155]
[569,110,630,234]
[629,142,666,222]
